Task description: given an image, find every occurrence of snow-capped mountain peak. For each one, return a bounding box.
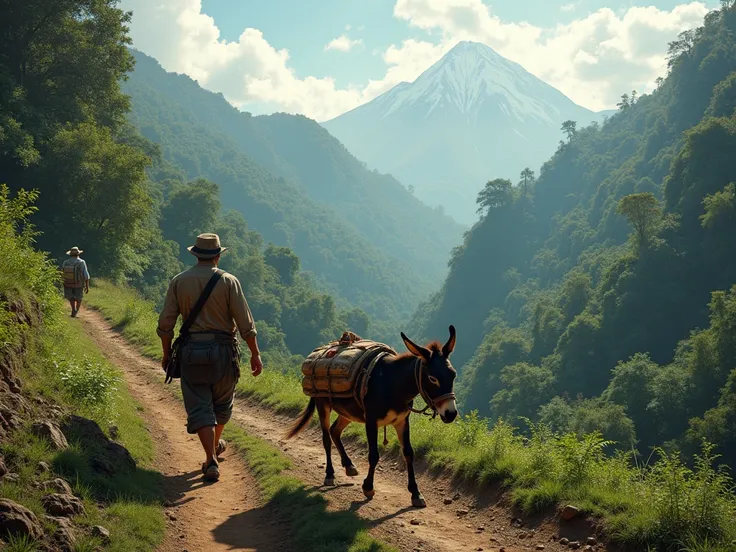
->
[321,41,602,223]
[359,41,578,125]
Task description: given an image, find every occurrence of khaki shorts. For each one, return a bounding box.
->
[181,360,240,434]
[64,287,84,301]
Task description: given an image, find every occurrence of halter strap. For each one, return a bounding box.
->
[409,358,456,418]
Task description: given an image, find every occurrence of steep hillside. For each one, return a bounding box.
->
[125,50,463,292]
[410,5,736,464]
[121,54,441,323]
[322,41,604,223]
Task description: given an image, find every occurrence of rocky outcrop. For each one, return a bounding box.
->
[42,478,74,496]
[47,516,76,551]
[0,498,44,541]
[42,493,86,518]
[62,415,136,475]
[31,421,70,450]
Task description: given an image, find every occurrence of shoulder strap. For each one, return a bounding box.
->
[179,269,224,336]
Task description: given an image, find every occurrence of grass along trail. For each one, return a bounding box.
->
[79,306,604,552]
[76,306,291,552]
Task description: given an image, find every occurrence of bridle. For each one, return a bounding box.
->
[409,357,456,418]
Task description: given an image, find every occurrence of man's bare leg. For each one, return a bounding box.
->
[197,425,217,465]
[214,423,226,457]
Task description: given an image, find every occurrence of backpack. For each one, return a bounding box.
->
[62,260,83,288]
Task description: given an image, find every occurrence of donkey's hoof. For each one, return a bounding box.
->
[362,487,376,500]
[345,465,359,477]
[412,495,427,508]
[323,477,337,487]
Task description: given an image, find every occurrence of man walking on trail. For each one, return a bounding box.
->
[62,246,89,318]
[157,233,263,482]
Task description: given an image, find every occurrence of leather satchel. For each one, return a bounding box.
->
[165,269,224,384]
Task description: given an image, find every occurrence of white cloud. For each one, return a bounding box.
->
[120,0,713,121]
[324,34,364,52]
[561,3,577,12]
[391,0,711,110]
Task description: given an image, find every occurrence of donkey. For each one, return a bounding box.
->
[286,326,458,508]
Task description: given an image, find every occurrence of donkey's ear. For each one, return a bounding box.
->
[442,325,456,357]
[401,332,431,361]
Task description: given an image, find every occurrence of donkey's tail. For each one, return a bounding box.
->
[285,397,316,439]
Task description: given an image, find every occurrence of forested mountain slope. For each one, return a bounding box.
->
[0,0,397,357]
[410,3,736,464]
[123,51,463,313]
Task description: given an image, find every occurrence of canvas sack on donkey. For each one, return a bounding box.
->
[301,332,396,399]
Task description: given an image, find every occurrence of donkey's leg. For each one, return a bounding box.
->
[330,415,358,476]
[395,417,425,508]
[361,418,379,499]
[317,401,336,486]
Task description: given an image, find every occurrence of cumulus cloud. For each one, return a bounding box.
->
[120,0,712,121]
[561,3,577,12]
[391,0,710,109]
[324,35,363,52]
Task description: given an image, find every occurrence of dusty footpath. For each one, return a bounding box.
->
[79,307,601,552]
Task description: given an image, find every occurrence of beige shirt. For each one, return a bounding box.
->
[157,264,257,340]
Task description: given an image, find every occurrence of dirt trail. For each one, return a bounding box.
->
[77,308,291,552]
[80,307,596,552]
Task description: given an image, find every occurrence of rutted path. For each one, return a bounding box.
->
[80,307,589,552]
[77,308,291,552]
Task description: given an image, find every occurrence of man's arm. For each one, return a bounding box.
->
[157,279,180,370]
[229,278,262,376]
[82,260,90,293]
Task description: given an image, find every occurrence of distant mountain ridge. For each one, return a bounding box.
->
[123,50,464,322]
[323,41,608,223]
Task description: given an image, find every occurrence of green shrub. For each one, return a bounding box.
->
[54,354,121,425]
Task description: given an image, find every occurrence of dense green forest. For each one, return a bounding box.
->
[411,2,736,465]
[121,50,464,323]
[0,0,381,356]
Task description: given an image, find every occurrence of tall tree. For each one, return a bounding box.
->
[476,178,514,214]
[561,120,577,141]
[520,167,535,195]
[616,192,663,249]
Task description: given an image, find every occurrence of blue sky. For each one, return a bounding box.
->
[123,0,718,120]
[199,0,714,89]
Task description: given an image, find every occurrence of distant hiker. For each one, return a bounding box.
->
[157,233,263,482]
[62,246,90,318]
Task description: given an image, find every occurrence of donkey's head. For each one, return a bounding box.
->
[400,325,458,423]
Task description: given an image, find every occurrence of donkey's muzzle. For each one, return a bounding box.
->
[440,409,458,423]
[436,398,458,423]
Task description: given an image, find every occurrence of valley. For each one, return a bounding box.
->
[2,0,736,551]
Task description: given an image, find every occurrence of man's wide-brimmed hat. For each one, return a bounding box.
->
[188,233,227,259]
[66,246,83,256]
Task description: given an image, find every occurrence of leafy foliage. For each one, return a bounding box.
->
[410,3,736,477]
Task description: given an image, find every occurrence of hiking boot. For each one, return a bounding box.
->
[216,439,227,457]
[203,460,220,482]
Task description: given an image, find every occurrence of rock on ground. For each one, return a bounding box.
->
[561,505,581,521]
[62,415,136,475]
[43,478,74,496]
[92,525,111,542]
[31,420,69,450]
[42,493,85,517]
[0,498,44,540]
